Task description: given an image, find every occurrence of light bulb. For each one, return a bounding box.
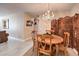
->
[47,10,50,13]
[43,14,45,16]
[45,12,47,15]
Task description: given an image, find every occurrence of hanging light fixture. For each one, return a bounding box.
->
[39,3,54,20]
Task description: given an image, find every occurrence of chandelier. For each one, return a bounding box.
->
[39,3,54,20]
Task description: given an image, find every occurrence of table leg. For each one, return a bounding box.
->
[55,44,59,56]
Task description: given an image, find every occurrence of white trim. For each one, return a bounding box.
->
[25,37,32,41]
[8,36,32,42]
[8,36,24,41]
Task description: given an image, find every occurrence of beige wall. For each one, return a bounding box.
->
[24,14,34,40]
[37,18,51,34]
[70,4,79,16]
[0,13,34,41]
[5,13,24,39]
[0,17,3,29]
[54,11,72,19]
[8,13,25,39]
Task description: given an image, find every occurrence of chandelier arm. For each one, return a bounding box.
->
[39,3,54,20]
[47,3,49,10]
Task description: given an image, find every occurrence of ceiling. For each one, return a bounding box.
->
[0,3,78,17]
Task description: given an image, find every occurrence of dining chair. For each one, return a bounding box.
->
[37,34,53,56]
[63,32,70,47]
[58,32,70,55]
[46,30,55,35]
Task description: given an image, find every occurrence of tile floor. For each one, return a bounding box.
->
[0,37,33,56]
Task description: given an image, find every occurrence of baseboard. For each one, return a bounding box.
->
[8,36,32,42]
[25,37,32,41]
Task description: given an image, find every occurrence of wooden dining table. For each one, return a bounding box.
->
[36,34,63,55]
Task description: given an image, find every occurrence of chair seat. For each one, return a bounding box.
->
[58,44,68,55]
[59,45,66,51]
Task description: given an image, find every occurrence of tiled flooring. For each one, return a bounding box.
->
[24,47,37,56]
[0,38,33,56]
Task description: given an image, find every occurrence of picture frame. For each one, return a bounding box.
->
[26,20,33,26]
[2,19,9,29]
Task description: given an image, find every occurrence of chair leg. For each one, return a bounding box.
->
[64,50,68,56]
[37,52,40,56]
[32,42,34,50]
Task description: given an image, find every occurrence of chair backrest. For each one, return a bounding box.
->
[63,32,70,47]
[37,34,53,55]
[46,30,55,34]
